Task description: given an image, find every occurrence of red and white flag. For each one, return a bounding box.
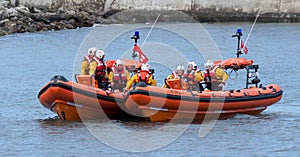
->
[132,44,149,63]
[240,40,249,54]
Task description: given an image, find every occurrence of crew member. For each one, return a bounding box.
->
[108,60,130,92]
[163,65,186,89]
[184,61,204,92]
[203,60,228,91]
[81,47,97,75]
[124,63,156,91]
[92,49,109,90]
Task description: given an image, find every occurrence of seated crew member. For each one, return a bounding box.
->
[108,59,130,92]
[124,63,156,91]
[163,65,186,89]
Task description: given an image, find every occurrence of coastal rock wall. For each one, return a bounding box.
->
[8,0,300,14]
[0,0,299,36]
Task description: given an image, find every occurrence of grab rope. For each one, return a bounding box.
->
[229,69,239,80]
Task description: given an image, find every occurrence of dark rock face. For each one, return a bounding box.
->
[0,0,106,36]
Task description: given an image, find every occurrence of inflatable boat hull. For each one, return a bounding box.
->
[125,84,283,122]
[38,76,128,120]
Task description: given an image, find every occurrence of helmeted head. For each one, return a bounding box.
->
[88,47,98,57]
[95,49,105,60]
[176,65,185,76]
[115,59,124,70]
[141,63,150,71]
[205,60,214,69]
[187,61,197,71]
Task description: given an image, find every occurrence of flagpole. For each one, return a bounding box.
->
[244,10,261,47]
[141,13,161,48]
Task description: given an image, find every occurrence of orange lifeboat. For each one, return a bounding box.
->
[125,83,283,122]
[38,75,129,120]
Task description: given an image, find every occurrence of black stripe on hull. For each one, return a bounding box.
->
[128,89,283,103]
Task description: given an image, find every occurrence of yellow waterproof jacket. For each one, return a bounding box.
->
[215,68,228,83]
[194,71,204,82]
[126,73,156,89]
[81,59,90,75]
[162,74,175,88]
[88,61,98,75]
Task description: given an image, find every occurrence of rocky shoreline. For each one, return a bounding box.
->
[0,1,107,36]
[0,0,299,36]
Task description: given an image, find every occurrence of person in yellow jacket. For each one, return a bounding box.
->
[81,47,97,75]
[163,65,186,89]
[184,61,204,91]
[124,63,156,91]
[203,60,228,91]
[108,60,130,92]
[89,49,106,76]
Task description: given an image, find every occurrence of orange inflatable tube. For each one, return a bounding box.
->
[125,84,283,122]
[38,76,130,120]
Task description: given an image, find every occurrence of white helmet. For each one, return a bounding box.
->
[88,47,97,56]
[205,60,214,68]
[95,49,105,59]
[176,65,184,71]
[141,63,150,71]
[115,59,124,67]
[187,61,197,70]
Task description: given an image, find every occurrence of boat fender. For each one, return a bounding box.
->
[51,75,68,82]
[228,93,233,97]
[243,92,247,96]
[272,88,277,93]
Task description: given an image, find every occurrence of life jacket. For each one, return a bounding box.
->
[84,55,93,63]
[94,57,106,77]
[138,70,150,84]
[112,66,127,86]
[183,70,197,85]
[204,66,219,82]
